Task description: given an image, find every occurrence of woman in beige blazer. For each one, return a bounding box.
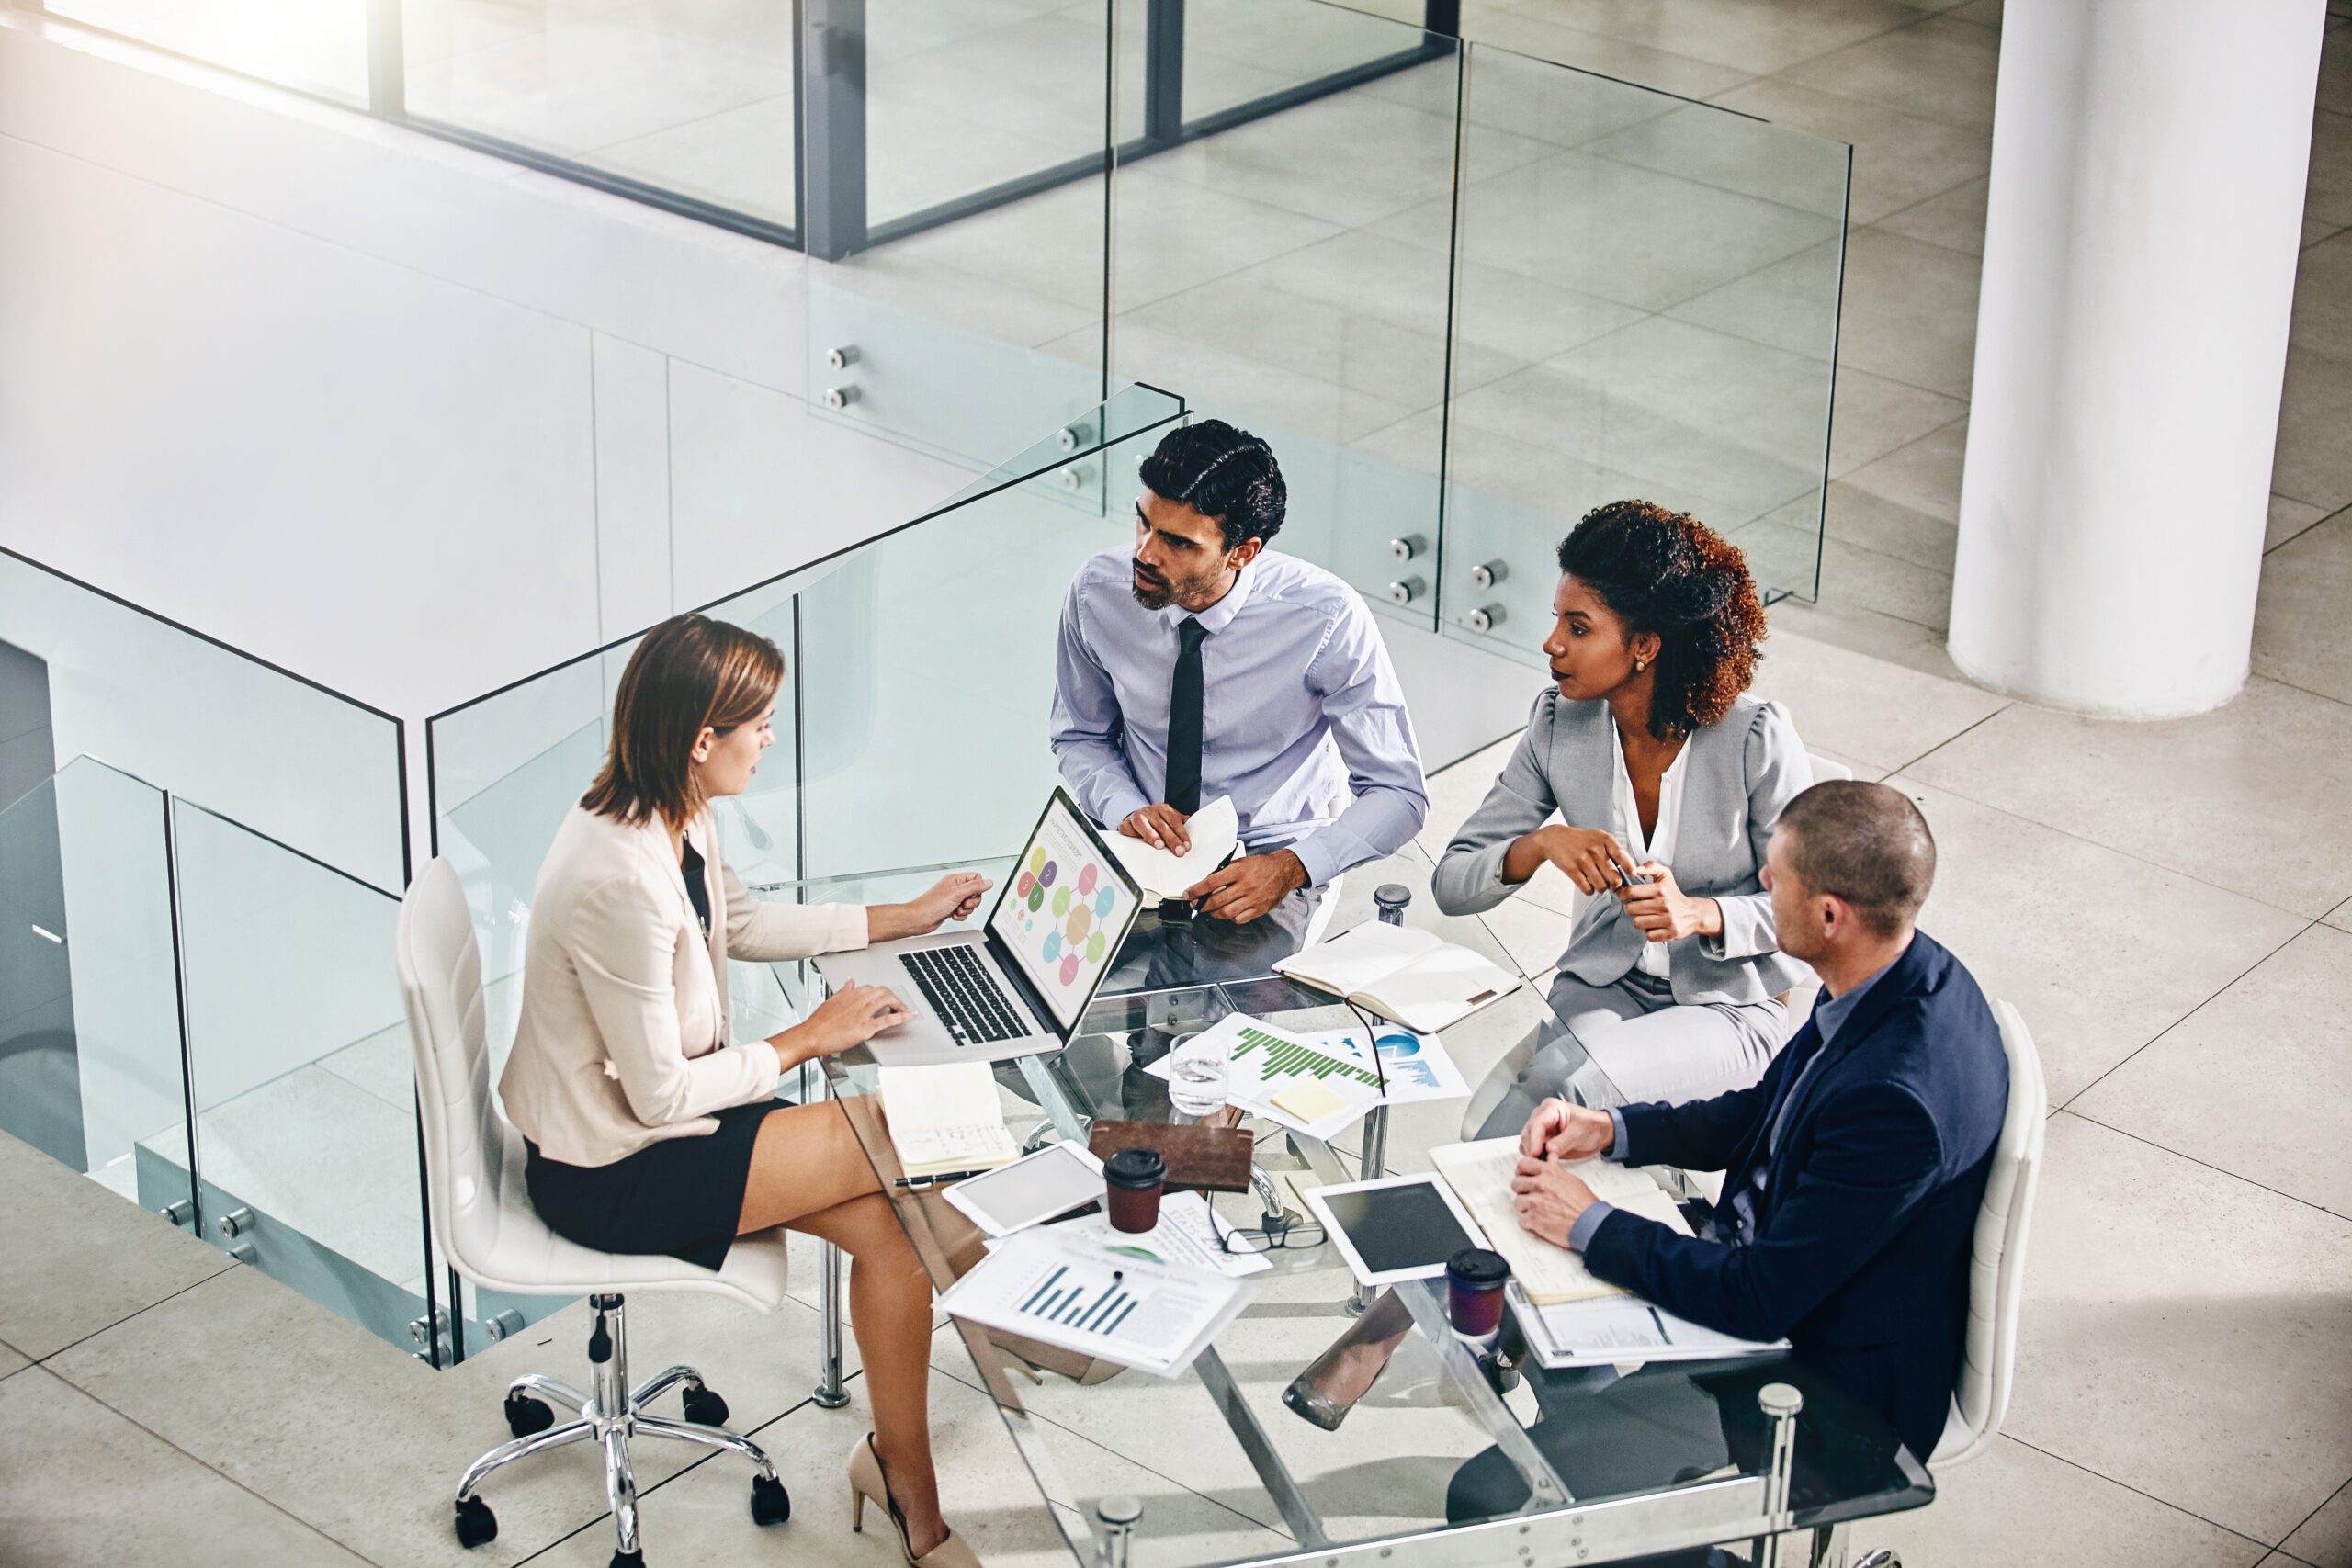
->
[499,613,983,1568]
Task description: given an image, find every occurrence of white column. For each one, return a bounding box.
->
[1948,0,2326,718]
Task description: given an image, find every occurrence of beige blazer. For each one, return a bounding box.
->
[498,804,868,1168]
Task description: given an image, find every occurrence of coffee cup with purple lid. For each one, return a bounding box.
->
[1445,1247,1511,1346]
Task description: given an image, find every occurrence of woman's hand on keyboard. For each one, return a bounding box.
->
[771,982,913,1068]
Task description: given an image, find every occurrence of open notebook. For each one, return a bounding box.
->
[877,1063,1020,1179]
[1429,1137,1692,1305]
[1272,919,1519,1034]
[1102,796,1239,901]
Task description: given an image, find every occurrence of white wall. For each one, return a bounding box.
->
[0,16,974,880]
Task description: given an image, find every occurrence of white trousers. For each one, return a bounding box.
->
[1468,971,1794,1141]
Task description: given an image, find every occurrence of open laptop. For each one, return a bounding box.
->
[816,788,1146,1066]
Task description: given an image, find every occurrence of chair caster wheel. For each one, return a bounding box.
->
[453,1495,498,1548]
[503,1392,555,1438]
[750,1473,791,1527]
[680,1384,729,1427]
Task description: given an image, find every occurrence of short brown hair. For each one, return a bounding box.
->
[581,614,783,829]
[1777,780,1937,938]
[1557,500,1768,742]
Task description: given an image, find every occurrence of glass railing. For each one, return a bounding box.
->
[0,757,447,1358]
[34,1,1850,615]
[1,545,410,895]
[1,547,430,1356]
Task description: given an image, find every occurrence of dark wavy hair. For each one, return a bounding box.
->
[1557,500,1767,742]
[1138,418,1287,549]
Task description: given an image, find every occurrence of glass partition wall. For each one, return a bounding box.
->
[16,0,1851,615]
[0,548,432,1357]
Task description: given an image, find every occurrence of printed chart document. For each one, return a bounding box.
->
[1143,1013,1385,1138]
[1510,1285,1788,1370]
[1102,795,1239,901]
[1272,920,1519,1033]
[939,1226,1254,1377]
[877,1063,1020,1179]
[1302,1025,1469,1105]
[1429,1137,1692,1305]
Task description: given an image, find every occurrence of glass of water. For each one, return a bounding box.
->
[1167,1036,1230,1121]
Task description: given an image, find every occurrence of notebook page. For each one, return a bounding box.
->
[1102,796,1239,900]
[1272,919,1441,998]
[878,1063,1019,1174]
[1359,945,1519,1032]
[1430,1138,1685,1306]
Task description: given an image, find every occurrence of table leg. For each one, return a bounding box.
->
[814,1239,850,1409]
[1093,1495,1142,1568]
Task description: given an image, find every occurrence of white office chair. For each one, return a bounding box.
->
[1808,754,1855,783]
[1848,998,2047,1568]
[397,858,796,1567]
[1930,997,2046,1464]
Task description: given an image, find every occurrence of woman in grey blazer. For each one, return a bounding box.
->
[1434,501,1814,1131]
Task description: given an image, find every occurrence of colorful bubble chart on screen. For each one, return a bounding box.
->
[1058,953,1082,986]
[1052,887,1071,917]
[1015,870,1035,898]
[1066,905,1091,942]
[1038,859,1057,889]
[1043,931,1063,961]
[1094,887,1117,919]
[1078,864,1098,895]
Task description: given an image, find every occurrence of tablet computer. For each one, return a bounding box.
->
[1299,1172,1488,1287]
[942,1141,1104,1238]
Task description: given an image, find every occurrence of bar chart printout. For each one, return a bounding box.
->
[939,1229,1252,1377]
[1017,1262,1141,1337]
[1144,1013,1385,1138]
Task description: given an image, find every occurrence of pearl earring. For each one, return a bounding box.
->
[1634,658,1645,672]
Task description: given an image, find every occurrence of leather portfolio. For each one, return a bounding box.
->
[1086,1120,1254,1194]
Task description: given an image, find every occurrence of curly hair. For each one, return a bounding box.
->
[1138,418,1287,549]
[1557,500,1767,742]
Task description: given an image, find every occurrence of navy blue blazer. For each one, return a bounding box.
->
[1581,931,2008,1462]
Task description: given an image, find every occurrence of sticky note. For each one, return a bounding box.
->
[1271,1079,1351,1125]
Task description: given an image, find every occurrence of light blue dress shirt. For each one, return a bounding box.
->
[1050,547,1430,886]
[1566,955,1901,1252]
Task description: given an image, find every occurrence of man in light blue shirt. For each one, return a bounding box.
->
[1050,419,1430,928]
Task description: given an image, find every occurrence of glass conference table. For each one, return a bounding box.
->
[775,842,1931,1568]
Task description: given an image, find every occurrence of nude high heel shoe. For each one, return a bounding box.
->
[847,1433,981,1568]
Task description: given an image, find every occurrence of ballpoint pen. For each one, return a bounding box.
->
[894,1168,992,1189]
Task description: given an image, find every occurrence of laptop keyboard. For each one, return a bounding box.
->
[900,945,1034,1045]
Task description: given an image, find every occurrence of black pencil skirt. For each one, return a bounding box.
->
[524,1100,784,1272]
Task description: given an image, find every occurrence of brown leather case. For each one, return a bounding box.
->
[1086,1120,1255,1194]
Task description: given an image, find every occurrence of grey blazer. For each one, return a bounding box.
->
[1432,689,1815,1006]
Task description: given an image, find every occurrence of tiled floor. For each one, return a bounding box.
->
[8,2,2352,1566]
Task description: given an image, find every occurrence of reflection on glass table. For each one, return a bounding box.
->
[775,841,1931,1568]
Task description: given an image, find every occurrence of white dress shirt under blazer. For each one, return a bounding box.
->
[498,804,869,1168]
[1433,689,1815,1007]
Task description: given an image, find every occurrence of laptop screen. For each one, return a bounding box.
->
[987,791,1143,1033]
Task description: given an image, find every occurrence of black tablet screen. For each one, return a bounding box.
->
[1323,1181,1476,1276]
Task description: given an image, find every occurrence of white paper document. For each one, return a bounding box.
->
[1142,1012,1385,1138]
[1510,1284,1788,1370]
[938,1226,1254,1377]
[1102,795,1239,900]
[1429,1137,1691,1305]
[1042,1192,1272,1279]
[1303,1025,1470,1104]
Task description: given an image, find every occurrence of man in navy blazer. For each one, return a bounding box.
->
[1510,779,2008,1465]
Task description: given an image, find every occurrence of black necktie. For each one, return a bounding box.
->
[1164,617,1208,815]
